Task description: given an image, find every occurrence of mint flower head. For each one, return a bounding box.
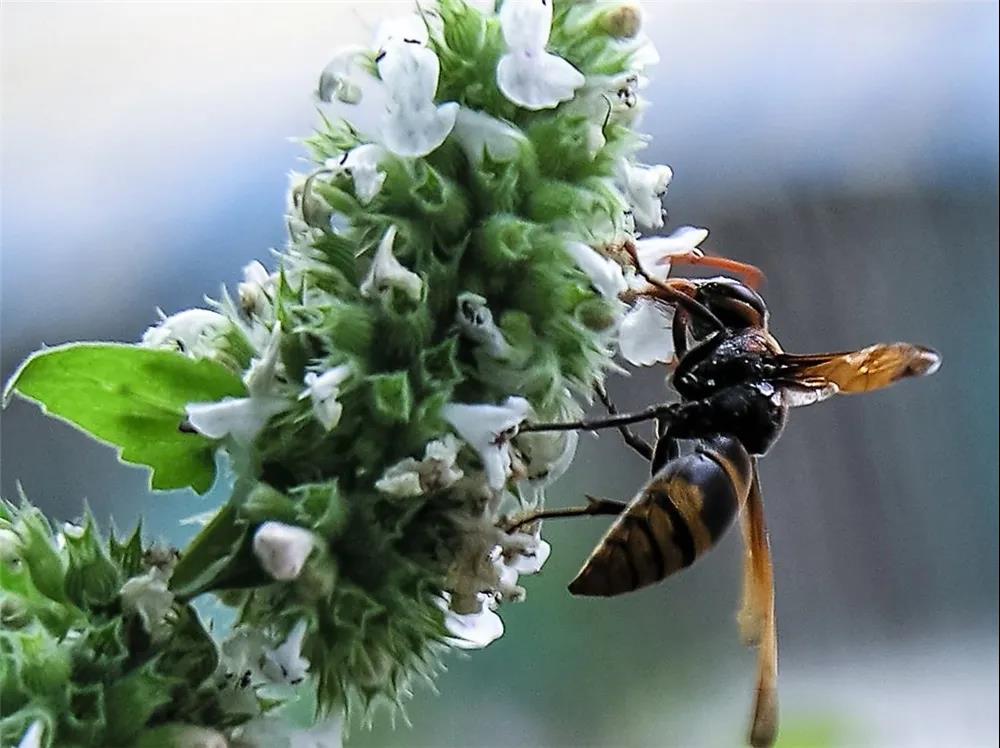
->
[3,1,702,744]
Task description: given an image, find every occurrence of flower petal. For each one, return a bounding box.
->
[374,465,424,497]
[497,50,585,110]
[618,298,675,366]
[186,396,289,445]
[383,101,459,159]
[376,42,458,157]
[141,308,230,357]
[302,365,352,431]
[17,722,44,748]
[442,397,531,490]
[509,539,552,575]
[515,427,578,488]
[120,569,174,640]
[374,14,429,50]
[253,522,317,581]
[620,161,673,230]
[317,46,367,104]
[245,322,284,395]
[239,261,276,317]
[260,619,310,684]
[378,42,440,104]
[451,107,526,165]
[499,0,553,51]
[341,144,388,204]
[360,225,423,301]
[634,226,709,281]
[456,292,510,358]
[443,601,505,650]
[564,241,627,300]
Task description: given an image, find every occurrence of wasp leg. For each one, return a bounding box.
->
[595,386,653,461]
[650,430,679,476]
[739,462,779,748]
[506,495,627,533]
[672,305,690,360]
[520,402,676,434]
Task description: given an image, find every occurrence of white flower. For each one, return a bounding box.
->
[120,568,175,640]
[451,107,526,166]
[301,364,352,431]
[564,241,627,300]
[504,526,552,575]
[497,0,585,110]
[325,144,388,205]
[231,714,343,748]
[186,324,290,445]
[619,297,674,366]
[378,41,458,158]
[455,292,510,358]
[141,308,231,358]
[317,46,367,104]
[439,594,504,650]
[17,721,44,748]
[619,160,673,230]
[259,619,310,685]
[375,434,464,497]
[442,397,532,490]
[239,260,276,318]
[374,14,429,49]
[514,427,579,489]
[359,225,423,301]
[633,226,709,282]
[252,522,317,581]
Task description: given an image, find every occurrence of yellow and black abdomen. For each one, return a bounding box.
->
[568,435,753,597]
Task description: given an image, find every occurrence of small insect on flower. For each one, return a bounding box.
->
[514,251,941,747]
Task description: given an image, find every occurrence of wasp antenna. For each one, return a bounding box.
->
[670,252,766,289]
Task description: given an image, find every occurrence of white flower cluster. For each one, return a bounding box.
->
[442,520,552,649]
[215,620,311,717]
[119,566,175,642]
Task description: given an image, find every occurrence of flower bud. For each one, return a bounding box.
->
[252,522,317,581]
[601,4,643,39]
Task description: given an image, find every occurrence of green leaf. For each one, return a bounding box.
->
[3,344,246,494]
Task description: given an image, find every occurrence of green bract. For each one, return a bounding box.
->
[3,1,687,744]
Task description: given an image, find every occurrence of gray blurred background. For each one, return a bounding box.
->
[2,2,997,746]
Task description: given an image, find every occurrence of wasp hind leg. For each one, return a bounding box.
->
[739,461,779,748]
[505,495,627,533]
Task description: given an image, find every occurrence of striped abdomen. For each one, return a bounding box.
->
[568,435,753,597]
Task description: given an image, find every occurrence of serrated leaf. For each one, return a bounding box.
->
[4,344,246,494]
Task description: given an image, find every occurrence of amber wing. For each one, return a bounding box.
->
[769,342,940,396]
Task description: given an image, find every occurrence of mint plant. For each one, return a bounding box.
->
[2,2,712,745]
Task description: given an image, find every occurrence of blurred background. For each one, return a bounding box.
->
[2,2,997,746]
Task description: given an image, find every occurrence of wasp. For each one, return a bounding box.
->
[514,245,941,747]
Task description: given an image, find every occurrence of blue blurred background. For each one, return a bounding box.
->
[2,2,997,746]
